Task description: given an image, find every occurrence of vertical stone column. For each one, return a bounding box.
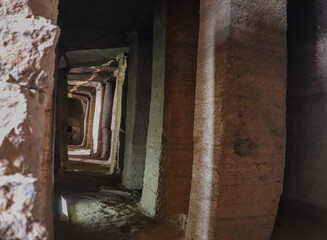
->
[140,0,199,217]
[122,32,153,189]
[0,1,59,239]
[109,55,128,173]
[92,84,104,157]
[87,93,96,150]
[55,69,69,171]
[81,97,90,147]
[185,0,287,240]
[101,81,116,159]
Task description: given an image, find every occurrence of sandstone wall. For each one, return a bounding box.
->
[141,0,199,218]
[186,0,287,239]
[0,1,59,239]
[100,81,115,159]
[54,69,69,173]
[123,32,153,190]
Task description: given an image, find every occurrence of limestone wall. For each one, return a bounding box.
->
[140,0,166,216]
[0,1,59,239]
[186,0,287,239]
[141,0,199,218]
[122,32,153,190]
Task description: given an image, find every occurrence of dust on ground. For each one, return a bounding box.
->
[54,172,183,240]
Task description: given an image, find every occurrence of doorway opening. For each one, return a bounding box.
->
[67,97,85,146]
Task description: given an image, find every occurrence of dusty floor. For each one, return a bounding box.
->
[54,173,327,240]
[54,173,182,240]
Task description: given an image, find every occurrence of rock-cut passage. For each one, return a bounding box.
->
[54,173,182,240]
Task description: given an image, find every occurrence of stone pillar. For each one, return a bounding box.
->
[92,84,104,157]
[109,55,128,173]
[185,1,287,240]
[55,69,69,171]
[87,93,96,150]
[101,81,116,159]
[0,1,59,239]
[122,32,153,189]
[140,0,199,217]
[81,96,90,147]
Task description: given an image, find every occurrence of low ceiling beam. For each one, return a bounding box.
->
[64,47,129,68]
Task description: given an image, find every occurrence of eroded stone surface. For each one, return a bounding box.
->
[0,0,31,16]
[0,15,58,90]
[0,1,59,239]
[0,82,50,239]
[0,174,46,240]
[186,0,286,239]
[0,82,27,147]
[141,0,199,219]
[0,0,58,24]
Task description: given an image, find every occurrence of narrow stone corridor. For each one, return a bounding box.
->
[54,173,183,240]
[3,0,327,239]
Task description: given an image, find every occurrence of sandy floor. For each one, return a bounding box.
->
[54,173,182,240]
[54,173,327,240]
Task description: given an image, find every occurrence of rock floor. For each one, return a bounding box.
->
[54,172,182,240]
[54,172,327,240]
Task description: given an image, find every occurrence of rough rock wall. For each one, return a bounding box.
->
[100,81,115,159]
[0,1,59,239]
[186,0,287,239]
[140,0,165,215]
[123,33,139,187]
[284,0,327,211]
[141,0,199,218]
[91,84,104,157]
[122,32,152,190]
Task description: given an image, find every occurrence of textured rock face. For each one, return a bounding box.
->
[186,0,286,239]
[122,32,152,190]
[141,0,199,218]
[0,174,46,240]
[0,16,57,90]
[0,1,59,239]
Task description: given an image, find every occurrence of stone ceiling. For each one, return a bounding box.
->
[58,0,155,53]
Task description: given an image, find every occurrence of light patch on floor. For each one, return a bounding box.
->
[68,149,91,156]
[72,186,142,231]
[54,173,182,240]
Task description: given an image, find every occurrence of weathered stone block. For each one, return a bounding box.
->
[0,15,58,91]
